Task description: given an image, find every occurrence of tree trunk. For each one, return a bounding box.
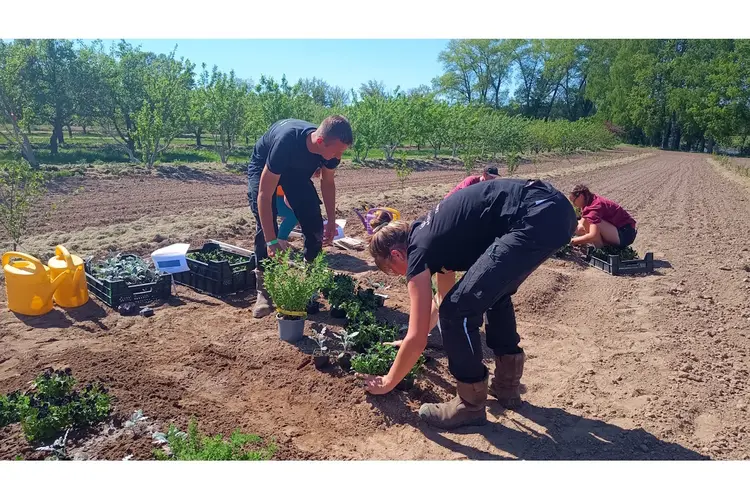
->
[707,137,715,154]
[699,135,706,153]
[56,122,65,146]
[50,129,59,156]
[196,128,202,148]
[67,124,73,139]
[82,124,87,134]
[21,138,39,168]
[661,120,672,150]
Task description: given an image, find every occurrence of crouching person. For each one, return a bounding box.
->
[362,178,577,430]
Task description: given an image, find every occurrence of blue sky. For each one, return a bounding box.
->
[110,39,450,94]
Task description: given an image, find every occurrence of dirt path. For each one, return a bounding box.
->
[2,149,748,460]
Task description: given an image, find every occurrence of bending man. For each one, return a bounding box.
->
[247,116,353,318]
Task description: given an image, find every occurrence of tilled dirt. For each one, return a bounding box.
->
[2,148,749,460]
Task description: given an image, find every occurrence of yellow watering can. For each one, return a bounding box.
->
[47,245,89,308]
[2,252,69,316]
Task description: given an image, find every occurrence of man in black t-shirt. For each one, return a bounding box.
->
[363,179,577,430]
[247,115,353,318]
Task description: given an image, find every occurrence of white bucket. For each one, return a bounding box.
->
[151,243,190,274]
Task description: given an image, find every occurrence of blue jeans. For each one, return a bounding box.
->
[276,195,299,240]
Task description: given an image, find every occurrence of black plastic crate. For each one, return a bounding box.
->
[587,248,654,276]
[173,242,256,297]
[84,257,173,309]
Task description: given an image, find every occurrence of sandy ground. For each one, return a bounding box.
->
[2,147,749,461]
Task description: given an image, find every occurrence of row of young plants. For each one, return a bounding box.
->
[262,250,425,388]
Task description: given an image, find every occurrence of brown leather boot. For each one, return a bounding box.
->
[418,378,488,430]
[252,269,274,318]
[489,352,526,409]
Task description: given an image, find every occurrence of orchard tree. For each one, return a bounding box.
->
[0,41,38,167]
[133,49,193,167]
[205,67,248,164]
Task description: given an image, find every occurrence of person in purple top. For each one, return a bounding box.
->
[445,166,499,199]
[569,184,637,249]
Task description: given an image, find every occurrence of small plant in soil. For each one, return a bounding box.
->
[124,409,149,436]
[356,287,380,312]
[311,327,330,369]
[395,151,414,192]
[0,368,111,442]
[324,273,356,310]
[35,428,71,461]
[91,254,162,285]
[351,343,425,388]
[351,321,397,352]
[152,417,276,461]
[343,300,376,329]
[333,329,359,371]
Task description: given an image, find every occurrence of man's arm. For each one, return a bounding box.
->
[259,166,281,254]
[320,166,337,244]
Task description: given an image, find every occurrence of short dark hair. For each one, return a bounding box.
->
[318,115,353,145]
[484,166,499,176]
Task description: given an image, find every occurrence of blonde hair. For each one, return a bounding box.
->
[368,220,410,271]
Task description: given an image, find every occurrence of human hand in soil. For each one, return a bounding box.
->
[361,374,394,395]
[383,340,403,348]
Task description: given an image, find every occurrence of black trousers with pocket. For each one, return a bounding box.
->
[247,169,324,268]
[438,181,578,384]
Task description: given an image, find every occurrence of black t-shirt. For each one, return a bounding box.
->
[406,178,528,281]
[248,118,340,180]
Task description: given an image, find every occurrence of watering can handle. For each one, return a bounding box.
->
[1,251,45,277]
[55,245,75,269]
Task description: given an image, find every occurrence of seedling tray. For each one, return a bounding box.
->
[84,260,173,309]
[586,248,654,276]
[173,242,256,297]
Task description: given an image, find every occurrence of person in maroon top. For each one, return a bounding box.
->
[445,166,499,198]
[569,184,637,249]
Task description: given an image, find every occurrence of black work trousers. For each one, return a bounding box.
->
[438,181,578,384]
[247,169,324,268]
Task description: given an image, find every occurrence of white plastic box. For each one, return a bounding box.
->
[151,243,191,274]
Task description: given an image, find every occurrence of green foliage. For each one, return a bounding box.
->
[187,249,249,265]
[394,151,413,191]
[91,254,162,285]
[351,343,425,379]
[204,66,249,164]
[153,417,275,461]
[591,245,639,261]
[263,249,329,316]
[133,49,192,167]
[350,321,397,352]
[0,368,111,443]
[0,159,48,251]
[324,273,356,309]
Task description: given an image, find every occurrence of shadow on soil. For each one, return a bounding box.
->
[417,402,710,460]
[326,253,376,273]
[12,309,74,329]
[654,259,672,270]
[154,165,244,185]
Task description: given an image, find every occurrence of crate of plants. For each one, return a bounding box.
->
[85,254,172,309]
[587,245,654,276]
[172,242,257,297]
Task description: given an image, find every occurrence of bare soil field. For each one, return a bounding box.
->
[2,147,749,461]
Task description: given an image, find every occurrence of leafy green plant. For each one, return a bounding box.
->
[351,343,425,379]
[343,300,376,329]
[333,329,359,357]
[504,152,522,176]
[35,429,71,461]
[91,254,162,285]
[591,245,639,261]
[0,368,111,443]
[152,417,276,461]
[351,321,397,352]
[325,274,356,309]
[355,287,380,312]
[187,249,248,265]
[0,160,48,250]
[263,249,329,318]
[394,151,413,192]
